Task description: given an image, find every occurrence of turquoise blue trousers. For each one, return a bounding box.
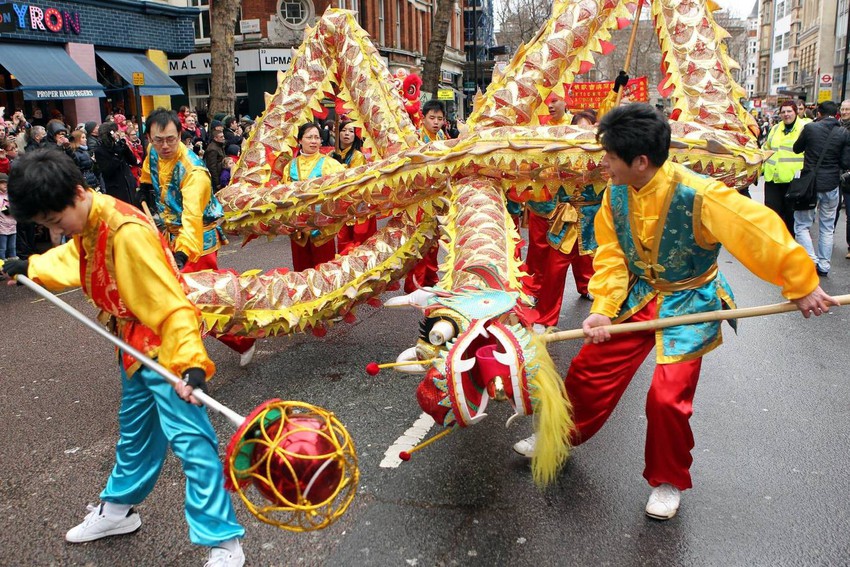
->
[100,359,244,546]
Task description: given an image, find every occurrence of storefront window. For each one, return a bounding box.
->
[278,0,312,29]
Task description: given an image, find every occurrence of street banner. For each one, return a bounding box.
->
[566,76,649,111]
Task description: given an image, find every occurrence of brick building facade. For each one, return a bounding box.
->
[0,0,197,124]
[167,0,467,120]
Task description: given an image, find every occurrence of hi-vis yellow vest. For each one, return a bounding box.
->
[762,120,805,183]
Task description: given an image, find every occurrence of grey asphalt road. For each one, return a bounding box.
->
[1,185,849,566]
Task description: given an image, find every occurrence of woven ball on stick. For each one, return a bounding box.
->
[225,399,359,532]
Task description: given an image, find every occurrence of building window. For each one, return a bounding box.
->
[278,0,312,29]
[395,0,402,48]
[191,0,242,41]
[188,75,249,114]
[378,0,386,45]
[775,0,786,19]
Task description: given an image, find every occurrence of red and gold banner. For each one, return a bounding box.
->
[566,77,649,112]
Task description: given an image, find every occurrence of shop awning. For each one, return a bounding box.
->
[0,43,105,100]
[96,50,184,96]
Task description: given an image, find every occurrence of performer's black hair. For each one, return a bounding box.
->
[422,100,446,117]
[296,121,321,141]
[596,103,670,167]
[145,107,182,137]
[7,149,83,221]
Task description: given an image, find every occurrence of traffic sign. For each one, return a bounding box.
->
[437,88,454,100]
[132,72,145,86]
[821,74,833,85]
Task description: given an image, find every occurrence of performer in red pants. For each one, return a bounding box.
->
[404,100,446,293]
[513,104,834,522]
[139,108,257,367]
[523,206,595,327]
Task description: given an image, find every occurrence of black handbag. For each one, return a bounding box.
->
[787,127,837,210]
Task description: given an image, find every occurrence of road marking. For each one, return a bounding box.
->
[380,412,435,468]
[31,288,80,303]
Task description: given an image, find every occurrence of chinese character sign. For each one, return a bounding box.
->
[566,77,649,112]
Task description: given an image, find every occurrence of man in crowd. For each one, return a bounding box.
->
[792,100,850,276]
[839,99,850,260]
[204,129,227,194]
[761,100,805,234]
[514,103,836,521]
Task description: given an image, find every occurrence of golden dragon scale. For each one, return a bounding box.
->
[183,216,435,337]
[187,0,764,339]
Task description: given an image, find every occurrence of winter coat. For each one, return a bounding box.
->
[69,146,99,189]
[793,117,850,193]
[94,139,139,205]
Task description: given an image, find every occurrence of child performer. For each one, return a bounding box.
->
[2,150,246,567]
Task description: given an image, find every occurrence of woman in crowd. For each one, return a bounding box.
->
[274,121,345,271]
[68,130,99,191]
[332,118,376,254]
[94,122,138,206]
[125,122,145,182]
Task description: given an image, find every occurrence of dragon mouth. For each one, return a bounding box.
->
[441,320,531,427]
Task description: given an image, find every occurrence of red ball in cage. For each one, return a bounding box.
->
[251,416,344,507]
[224,399,359,532]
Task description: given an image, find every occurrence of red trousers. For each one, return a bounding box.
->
[565,299,702,490]
[181,250,256,355]
[290,238,336,272]
[524,213,594,326]
[404,243,439,293]
[337,218,378,255]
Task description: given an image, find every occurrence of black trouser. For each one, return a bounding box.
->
[764,181,795,235]
[15,222,37,260]
[841,192,850,251]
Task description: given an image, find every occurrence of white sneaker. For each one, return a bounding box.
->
[512,434,537,458]
[65,503,141,543]
[205,540,245,567]
[239,343,256,367]
[645,484,681,520]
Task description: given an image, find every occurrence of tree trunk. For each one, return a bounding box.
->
[209,0,241,118]
[421,0,455,97]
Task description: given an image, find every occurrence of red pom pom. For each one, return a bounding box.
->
[399,451,411,461]
[365,362,380,376]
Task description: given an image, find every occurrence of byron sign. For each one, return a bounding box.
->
[0,3,81,35]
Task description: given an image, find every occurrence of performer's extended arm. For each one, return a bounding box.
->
[700,182,818,299]
[27,241,82,290]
